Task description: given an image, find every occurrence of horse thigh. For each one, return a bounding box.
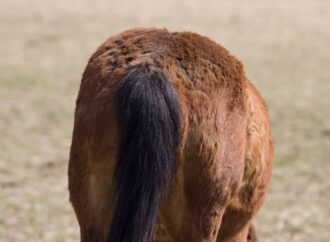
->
[69,148,117,242]
[157,175,227,242]
[157,136,246,241]
[216,207,252,242]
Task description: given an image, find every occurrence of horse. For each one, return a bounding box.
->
[68,28,273,242]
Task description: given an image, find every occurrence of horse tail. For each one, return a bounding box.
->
[107,66,181,242]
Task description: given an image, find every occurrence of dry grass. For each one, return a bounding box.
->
[0,0,329,241]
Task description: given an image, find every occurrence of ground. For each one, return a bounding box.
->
[0,0,329,241]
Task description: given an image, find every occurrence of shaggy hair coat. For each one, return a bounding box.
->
[68,28,273,242]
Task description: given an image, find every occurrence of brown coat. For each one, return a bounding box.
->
[68,28,273,242]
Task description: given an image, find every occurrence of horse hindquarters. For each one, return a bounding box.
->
[69,65,182,242]
[217,81,273,242]
[156,88,248,242]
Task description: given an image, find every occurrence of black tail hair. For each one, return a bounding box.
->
[107,66,181,242]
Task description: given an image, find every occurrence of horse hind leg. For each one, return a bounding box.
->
[217,82,273,242]
[247,223,258,242]
[216,218,258,242]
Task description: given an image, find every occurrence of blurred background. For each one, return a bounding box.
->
[0,0,329,241]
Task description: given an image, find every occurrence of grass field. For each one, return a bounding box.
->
[0,0,329,241]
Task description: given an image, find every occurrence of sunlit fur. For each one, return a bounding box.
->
[68,28,273,242]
